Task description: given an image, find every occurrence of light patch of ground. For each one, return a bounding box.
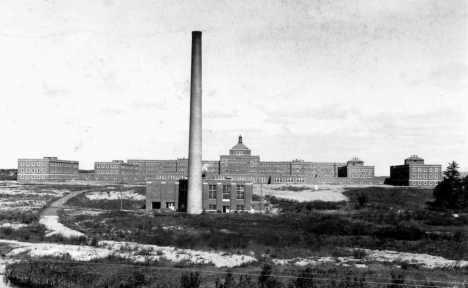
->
[0,239,257,268]
[39,215,85,238]
[0,223,28,229]
[85,190,145,201]
[63,209,105,216]
[0,188,70,197]
[254,184,349,202]
[273,248,468,269]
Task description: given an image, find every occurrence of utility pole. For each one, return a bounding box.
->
[260,184,263,213]
[119,181,124,210]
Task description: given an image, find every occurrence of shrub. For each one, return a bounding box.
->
[180,271,202,288]
[352,249,367,259]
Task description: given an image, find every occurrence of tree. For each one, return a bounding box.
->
[432,161,468,210]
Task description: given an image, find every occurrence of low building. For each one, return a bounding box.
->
[17,157,79,183]
[146,179,259,213]
[390,155,442,187]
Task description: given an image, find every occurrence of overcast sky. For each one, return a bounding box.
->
[1,0,466,175]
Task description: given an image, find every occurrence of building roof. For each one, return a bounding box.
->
[405,155,424,161]
[347,157,363,162]
[231,135,250,150]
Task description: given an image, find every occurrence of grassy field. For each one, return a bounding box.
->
[5,258,468,288]
[57,186,468,261]
[0,184,123,243]
[3,185,468,287]
[64,186,145,211]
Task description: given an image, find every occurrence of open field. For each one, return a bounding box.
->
[1,183,468,287]
[254,184,366,202]
[65,186,146,210]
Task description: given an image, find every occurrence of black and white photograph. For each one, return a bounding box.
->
[0,0,467,287]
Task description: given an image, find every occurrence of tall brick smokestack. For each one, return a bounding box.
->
[187,31,203,214]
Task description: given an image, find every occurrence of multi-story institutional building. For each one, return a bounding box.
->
[81,160,139,182]
[17,157,79,183]
[338,158,375,180]
[78,135,385,185]
[390,155,442,187]
[146,179,259,213]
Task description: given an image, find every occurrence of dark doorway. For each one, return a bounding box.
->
[178,180,188,212]
[222,206,230,213]
[152,202,161,209]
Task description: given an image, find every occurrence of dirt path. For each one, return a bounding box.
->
[41,189,91,217]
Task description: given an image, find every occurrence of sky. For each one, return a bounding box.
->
[0,0,467,175]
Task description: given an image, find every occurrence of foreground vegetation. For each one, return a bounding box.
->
[5,259,463,288]
[57,186,468,261]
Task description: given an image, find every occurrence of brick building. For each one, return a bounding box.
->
[18,157,79,183]
[390,155,442,187]
[78,135,386,185]
[146,179,259,213]
[337,157,375,183]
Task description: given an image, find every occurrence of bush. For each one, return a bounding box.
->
[180,271,202,288]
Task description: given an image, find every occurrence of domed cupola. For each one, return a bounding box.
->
[229,135,251,155]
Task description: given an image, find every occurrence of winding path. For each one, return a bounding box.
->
[41,189,91,217]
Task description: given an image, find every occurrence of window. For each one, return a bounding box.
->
[236,185,245,199]
[429,175,432,179]
[435,175,438,179]
[412,174,416,178]
[418,174,421,179]
[236,205,244,211]
[435,168,438,172]
[223,185,231,199]
[21,168,24,173]
[209,185,216,199]
[32,162,35,166]
[418,168,422,172]
[209,204,217,210]
[424,175,427,179]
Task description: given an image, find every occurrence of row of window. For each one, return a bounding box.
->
[273,177,305,183]
[413,174,438,179]
[412,167,439,172]
[349,174,372,178]
[20,175,75,180]
[349,168,372,172]
[208,185,245,199]
[207,205,246,211]
[20,161,77,167]
[20,168,76,174]
[411,181,439,186]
